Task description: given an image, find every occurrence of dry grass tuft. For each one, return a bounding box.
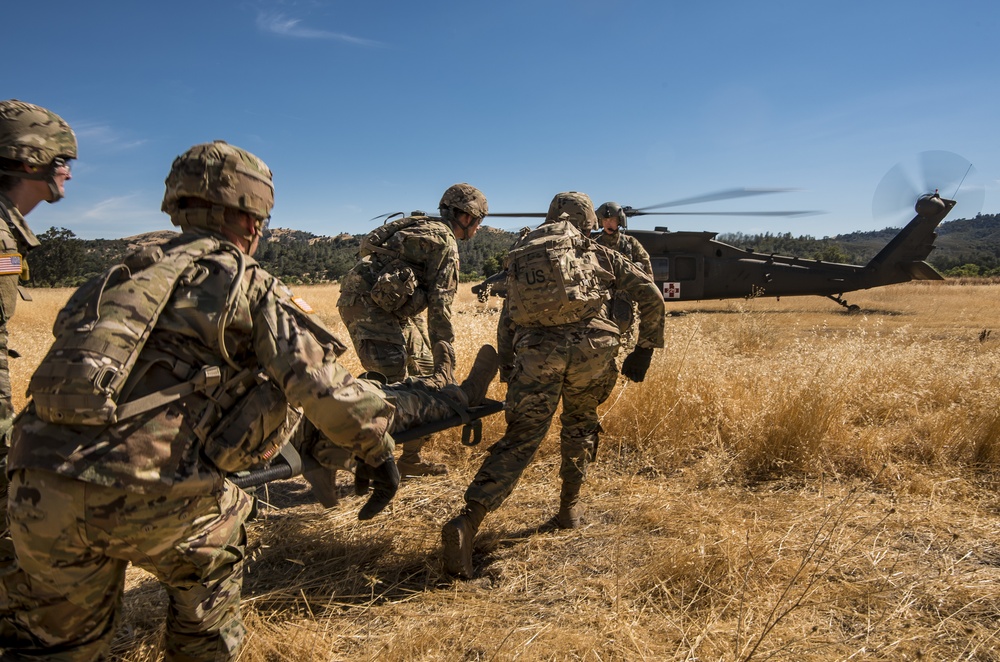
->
[9,281,1000,661]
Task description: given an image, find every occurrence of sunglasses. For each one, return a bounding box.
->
[51,156,72,173]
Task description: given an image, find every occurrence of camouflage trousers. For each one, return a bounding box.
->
[0,470,253,661]
[305,375,469,469]
[338,302,432,382]
[465,328,619,512]
[0,319,15,562]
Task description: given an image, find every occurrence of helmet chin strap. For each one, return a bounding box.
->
[442,206,480,239]
[0,165,64,203]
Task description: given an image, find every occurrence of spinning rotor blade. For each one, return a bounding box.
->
[629,210,819,217]
[636,187,798,212]
[483,187,820,222]
[873,150,984,225]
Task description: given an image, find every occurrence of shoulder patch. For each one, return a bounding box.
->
[291,295,315,314]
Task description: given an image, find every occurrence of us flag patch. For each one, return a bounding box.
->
[0,254,22,276]
[291,296,315,314]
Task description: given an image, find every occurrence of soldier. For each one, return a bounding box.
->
[595,201,654,339]
[594,202,652,275]
[0,140,496,660]
[338,183,489,477]
[441,191,666,579]
[0,100,76,555]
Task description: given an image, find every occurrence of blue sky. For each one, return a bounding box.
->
[7,0,998,240]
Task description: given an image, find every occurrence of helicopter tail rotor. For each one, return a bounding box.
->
[873,150,984,225]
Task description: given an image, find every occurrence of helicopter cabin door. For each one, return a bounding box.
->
[652,254,704,301]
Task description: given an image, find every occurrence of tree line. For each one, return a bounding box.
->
[24,214,1000,288]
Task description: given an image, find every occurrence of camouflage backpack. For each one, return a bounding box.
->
[359,214,429,314]
[504,220,614,327]
[28,235,239,425]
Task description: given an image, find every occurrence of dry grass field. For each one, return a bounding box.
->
[8,281,1000,661]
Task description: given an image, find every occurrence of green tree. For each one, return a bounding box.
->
[29,227,86,287]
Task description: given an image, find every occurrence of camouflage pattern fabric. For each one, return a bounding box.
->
[1,230,396,658]
[0,100,77,167]
[595,229,654,336]
[9,231,396,494]
[476,222,665,512]
[0,193,38,544]
[465,326,619,510]
[404,313,433,377]
[595,230,653,276]
[303,375,469,469]
[338,217,460,380]
[1,469,252,660]
[497,225,665,374]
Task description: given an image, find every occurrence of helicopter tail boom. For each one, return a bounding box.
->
[862,193,954,285]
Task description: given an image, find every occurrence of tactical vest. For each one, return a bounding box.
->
[504,221,614,327]
[28,236,242,426]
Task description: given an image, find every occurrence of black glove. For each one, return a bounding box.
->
[357,455,400,521]
[621,346,654,383]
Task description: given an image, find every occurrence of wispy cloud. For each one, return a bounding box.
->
[73,122,148,151]
[256,12,383,46]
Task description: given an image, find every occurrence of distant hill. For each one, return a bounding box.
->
[24,213,1000,287]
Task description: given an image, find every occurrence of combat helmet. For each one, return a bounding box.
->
[439,183,488,220]
[596,201,627,230]
[162,140,274,234]
[0,99,77,201]
[545,191,598,233]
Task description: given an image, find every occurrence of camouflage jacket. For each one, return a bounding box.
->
[10,230,395,495]
[0,192,39,321]
[497,225,665,370]
[594,229,653,277]
[338,216,459,345]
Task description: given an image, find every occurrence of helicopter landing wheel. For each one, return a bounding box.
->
[827,294,859,313]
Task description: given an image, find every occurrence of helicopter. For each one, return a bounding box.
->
[473,187,958,313]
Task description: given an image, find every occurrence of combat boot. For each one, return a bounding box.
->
[441,500,487,578]
[556,481,583,529]
[459,345,499,407]
[398,439,447,477]
[302,467,340,508]
[427,340,457,390]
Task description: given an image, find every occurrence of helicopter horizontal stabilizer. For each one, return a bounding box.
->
[904,261,944,281]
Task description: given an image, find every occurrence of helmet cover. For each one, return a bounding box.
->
[162,140,274,229]
[545,191,598,233]
[439,183,488,219]
[0,99,77,167]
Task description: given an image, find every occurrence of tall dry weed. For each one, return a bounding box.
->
[7,281,1000,661]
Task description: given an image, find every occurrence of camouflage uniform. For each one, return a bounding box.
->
[595,228,654,337]
[403,312,434,377]
[472,230,664,508]
[595,228,652,276]
[442,192,665,578]
[337,215,461,382]
[0,100,76,560]
[0,194,38,450]
[337,184,487,475]
[0,142,414,660]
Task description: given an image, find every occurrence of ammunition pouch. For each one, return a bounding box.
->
[369,259,418,313]
[203,375,303,473]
